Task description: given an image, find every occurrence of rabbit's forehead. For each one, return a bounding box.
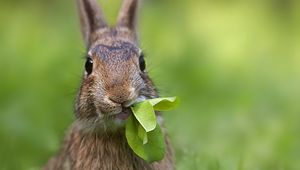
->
[89,41,140,61]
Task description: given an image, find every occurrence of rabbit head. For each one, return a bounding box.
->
[75,0,157,131]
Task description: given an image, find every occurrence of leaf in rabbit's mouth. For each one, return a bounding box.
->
[113,96,147,121]
[125,97,179,163]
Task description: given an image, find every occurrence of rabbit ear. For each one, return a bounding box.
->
[117,0,139,31]
[77,0,107,46]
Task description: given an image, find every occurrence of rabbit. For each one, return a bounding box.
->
[43,0,174,169]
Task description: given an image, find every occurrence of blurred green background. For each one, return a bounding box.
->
[1,0,300,169]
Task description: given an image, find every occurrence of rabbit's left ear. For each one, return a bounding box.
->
[117,0,139,33]
[77,0,107,46]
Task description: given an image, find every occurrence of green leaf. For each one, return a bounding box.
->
[131,101,156,132]
[148,97,179,111]
[125,115,166,162]
[137,123,148,144]
[126,96,178,162]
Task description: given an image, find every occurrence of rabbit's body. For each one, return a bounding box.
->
[44,123,173,170]
[44,0,174,169]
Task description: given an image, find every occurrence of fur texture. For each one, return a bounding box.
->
[44,123,173,170]
[44,0,174,169]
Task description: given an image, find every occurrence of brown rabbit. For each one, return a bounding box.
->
[43,0,174,169]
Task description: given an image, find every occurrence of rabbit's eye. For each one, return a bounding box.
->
[85,57,93,75]
[139,53,146,72]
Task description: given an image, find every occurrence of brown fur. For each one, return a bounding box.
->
[44,0,174,169]
[44,123,173,170]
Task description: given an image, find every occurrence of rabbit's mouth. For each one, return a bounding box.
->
[76,96,152,133]
[111,96,147,121]
[113,107,132,120]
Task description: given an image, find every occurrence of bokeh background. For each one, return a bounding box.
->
[1,0,300,169]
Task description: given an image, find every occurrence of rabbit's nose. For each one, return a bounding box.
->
[106,83,134,105]
[108,88,131,104]
[109,95,128,104]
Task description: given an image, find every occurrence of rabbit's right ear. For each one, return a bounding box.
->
[77,0,107,46]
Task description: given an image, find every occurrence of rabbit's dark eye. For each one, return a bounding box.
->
[139,53,146,72]
[85,57,93,75]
